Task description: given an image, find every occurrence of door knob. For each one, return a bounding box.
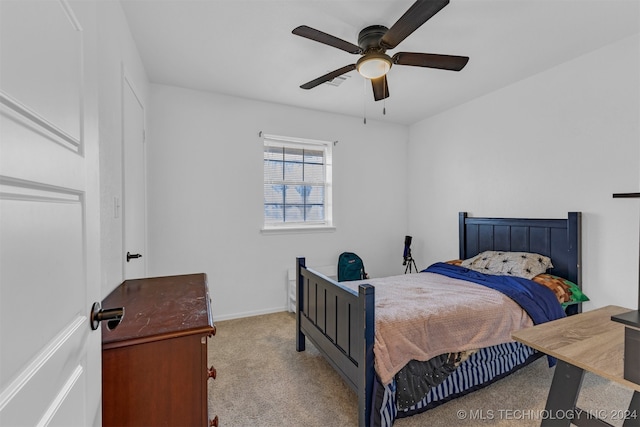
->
[126,252,142,262]
[90,302,125,330]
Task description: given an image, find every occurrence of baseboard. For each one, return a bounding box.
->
[213,306,288,322]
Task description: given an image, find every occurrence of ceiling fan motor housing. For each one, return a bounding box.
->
[358,25,388,53]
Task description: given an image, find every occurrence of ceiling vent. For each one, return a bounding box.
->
[324,74,350,87]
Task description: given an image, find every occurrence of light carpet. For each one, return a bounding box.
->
[208,311,635,426]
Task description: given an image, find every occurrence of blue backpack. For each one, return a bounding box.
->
[337,252,367,282]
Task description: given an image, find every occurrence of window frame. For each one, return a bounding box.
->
[262,133,334,233]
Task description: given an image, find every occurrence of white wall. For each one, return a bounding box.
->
[96,1,149,298]
[147,84,409,320]
[408,34,640,310]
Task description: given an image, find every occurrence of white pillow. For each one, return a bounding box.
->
[461,251,553,279]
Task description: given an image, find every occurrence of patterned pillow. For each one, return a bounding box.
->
[461,251,553,279]
[531,274,589,307]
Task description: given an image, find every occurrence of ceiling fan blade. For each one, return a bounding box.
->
[371,75,390,101]
[292,25,362,54]
[393,52,469,71]
[300,64,357,90]
[380,0,449,50]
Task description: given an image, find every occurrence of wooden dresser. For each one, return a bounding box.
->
[101,273,218,426]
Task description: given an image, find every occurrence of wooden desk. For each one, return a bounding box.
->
[512,305,640,427]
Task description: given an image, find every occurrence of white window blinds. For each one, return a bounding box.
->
[263,134,333,229]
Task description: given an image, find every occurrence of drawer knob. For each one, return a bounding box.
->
[209,415,219,427]
[210,324,217,337]
[208,365,217,380]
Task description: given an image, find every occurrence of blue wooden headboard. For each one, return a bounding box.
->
[458,212,582,288]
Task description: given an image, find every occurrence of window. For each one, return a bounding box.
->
[263,134,333,231]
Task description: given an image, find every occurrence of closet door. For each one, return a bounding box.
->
[123,75,147,280]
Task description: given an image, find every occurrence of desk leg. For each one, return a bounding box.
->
[541,360,585,427]
[623,391,639,427]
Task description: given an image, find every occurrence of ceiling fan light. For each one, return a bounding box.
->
[356,54,392,79]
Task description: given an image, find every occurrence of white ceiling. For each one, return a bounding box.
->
[120,0,640,126]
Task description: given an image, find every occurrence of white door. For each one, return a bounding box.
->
[0,1,102,425]
[122,76,146,280]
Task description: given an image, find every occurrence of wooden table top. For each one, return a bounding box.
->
[512,305,640,392]
[101,273,214,350]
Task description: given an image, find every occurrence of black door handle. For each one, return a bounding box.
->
[126,252,142,262]
[90,302,125,330]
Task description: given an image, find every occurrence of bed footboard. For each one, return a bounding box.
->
[296,257,375,427]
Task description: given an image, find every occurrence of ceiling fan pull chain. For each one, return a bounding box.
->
[383,78,387,115]
[363,77,367,125]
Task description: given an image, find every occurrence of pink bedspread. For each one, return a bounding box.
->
[343,272,533,385]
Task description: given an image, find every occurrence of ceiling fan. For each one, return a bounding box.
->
[292,0,469,101]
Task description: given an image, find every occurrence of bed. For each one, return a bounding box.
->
[295,212,583,426]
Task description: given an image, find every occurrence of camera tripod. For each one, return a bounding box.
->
[403,251,418,274]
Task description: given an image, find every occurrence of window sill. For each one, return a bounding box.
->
[261,225,336,235]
